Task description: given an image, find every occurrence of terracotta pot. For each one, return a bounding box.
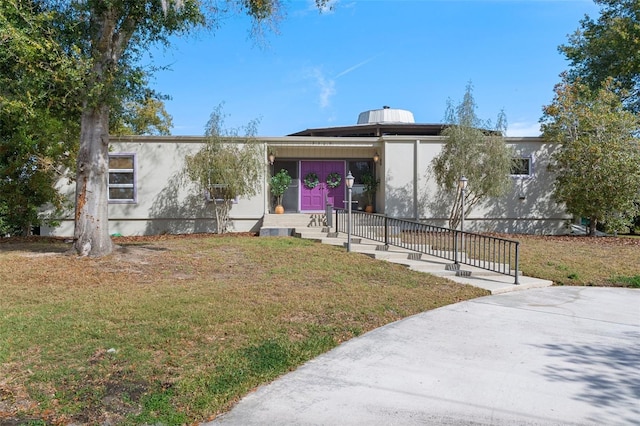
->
[365,205,374,213]
[275,205,285,214]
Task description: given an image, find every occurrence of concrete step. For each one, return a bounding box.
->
[263,213,327,228]
[294,229,333,239]
[259,227,295,237]
[261,214,330,237]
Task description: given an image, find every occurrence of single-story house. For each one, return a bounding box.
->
[41,107,571,237]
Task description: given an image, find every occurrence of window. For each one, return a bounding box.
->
[348,161,373,184]
[108,154,136,203]
[348,161,374,210]
[271,160,298,212]
[511,157,531,176]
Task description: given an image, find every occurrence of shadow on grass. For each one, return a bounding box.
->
[533,331,640,425]
[0,237,172,255]
[115,244,169,252]
[0,236,72,253]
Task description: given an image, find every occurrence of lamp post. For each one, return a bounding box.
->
[459,176,468,233]
[458,176,468,262]
[346,171,354,252]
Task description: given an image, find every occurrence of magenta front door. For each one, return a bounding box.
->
[300,161,345,211]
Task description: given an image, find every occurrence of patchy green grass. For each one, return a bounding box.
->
[506,234,640,287]
[1,233,637,424]
[0,235,486,425]
[608,275,640,288]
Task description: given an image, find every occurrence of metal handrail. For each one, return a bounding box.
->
[334,209,520,284]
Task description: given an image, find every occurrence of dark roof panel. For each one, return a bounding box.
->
[289,123,448,137]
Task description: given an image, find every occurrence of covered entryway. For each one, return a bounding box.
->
[300,161,345,212]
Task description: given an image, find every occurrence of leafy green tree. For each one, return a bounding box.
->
[111,96,174,136]
[541,75,640,235]
[184,105,263,234]
[1,1,173,236]
[60,0,206,255]
[0,113,77,236]
[559,0,640,113]
[29,0,328,256]
[0,0,81,235]
[431,83,513,229]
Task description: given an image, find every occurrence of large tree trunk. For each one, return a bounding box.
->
[71,8,125,257]
[73,104,113,256]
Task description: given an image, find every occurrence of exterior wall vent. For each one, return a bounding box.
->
[357,107,415,125]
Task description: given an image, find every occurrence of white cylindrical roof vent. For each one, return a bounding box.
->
[357,107,415,124]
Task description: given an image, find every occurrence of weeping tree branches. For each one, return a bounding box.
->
[184,105,264,234]
[431,83,513,230]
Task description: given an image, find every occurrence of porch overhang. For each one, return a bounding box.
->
[262,136,382,159]
[262,136,380,147]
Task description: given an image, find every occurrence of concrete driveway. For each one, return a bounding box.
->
[206,287,640,426]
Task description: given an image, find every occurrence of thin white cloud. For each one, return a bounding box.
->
[335,55,380,78]
[308,67,336,108]
[507,121,542,137]
[305,55,380,109]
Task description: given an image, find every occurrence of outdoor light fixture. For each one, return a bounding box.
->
[373,152,380,164]
[458,175,468,192]
[346,170,354,252]
[346,171,355,189]
[268,152,275,165]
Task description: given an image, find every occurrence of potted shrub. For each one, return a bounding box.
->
[362,172,379,213]
[270,169,292,214]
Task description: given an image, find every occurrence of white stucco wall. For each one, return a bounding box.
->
[382,139,417,218]
[41,137,269,237]
[41,134,570,237]
[379,136,570,234]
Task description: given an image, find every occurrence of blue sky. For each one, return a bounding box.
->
[148,0,600,137]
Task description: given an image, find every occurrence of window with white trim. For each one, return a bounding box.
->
[510,157,532,176]
[108,154,136,203]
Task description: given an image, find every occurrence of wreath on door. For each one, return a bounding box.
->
[303,172,320,189]
[326,172,342,188]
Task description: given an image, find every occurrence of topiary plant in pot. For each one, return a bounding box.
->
[362,172,379,213]
[270,169,292,214]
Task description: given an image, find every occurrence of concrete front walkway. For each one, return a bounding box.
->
[206,287,640,426]
[292,226,553,294]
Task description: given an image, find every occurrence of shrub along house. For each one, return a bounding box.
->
[41,107,571,237]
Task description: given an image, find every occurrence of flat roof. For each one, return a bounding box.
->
[288,123,448,137]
